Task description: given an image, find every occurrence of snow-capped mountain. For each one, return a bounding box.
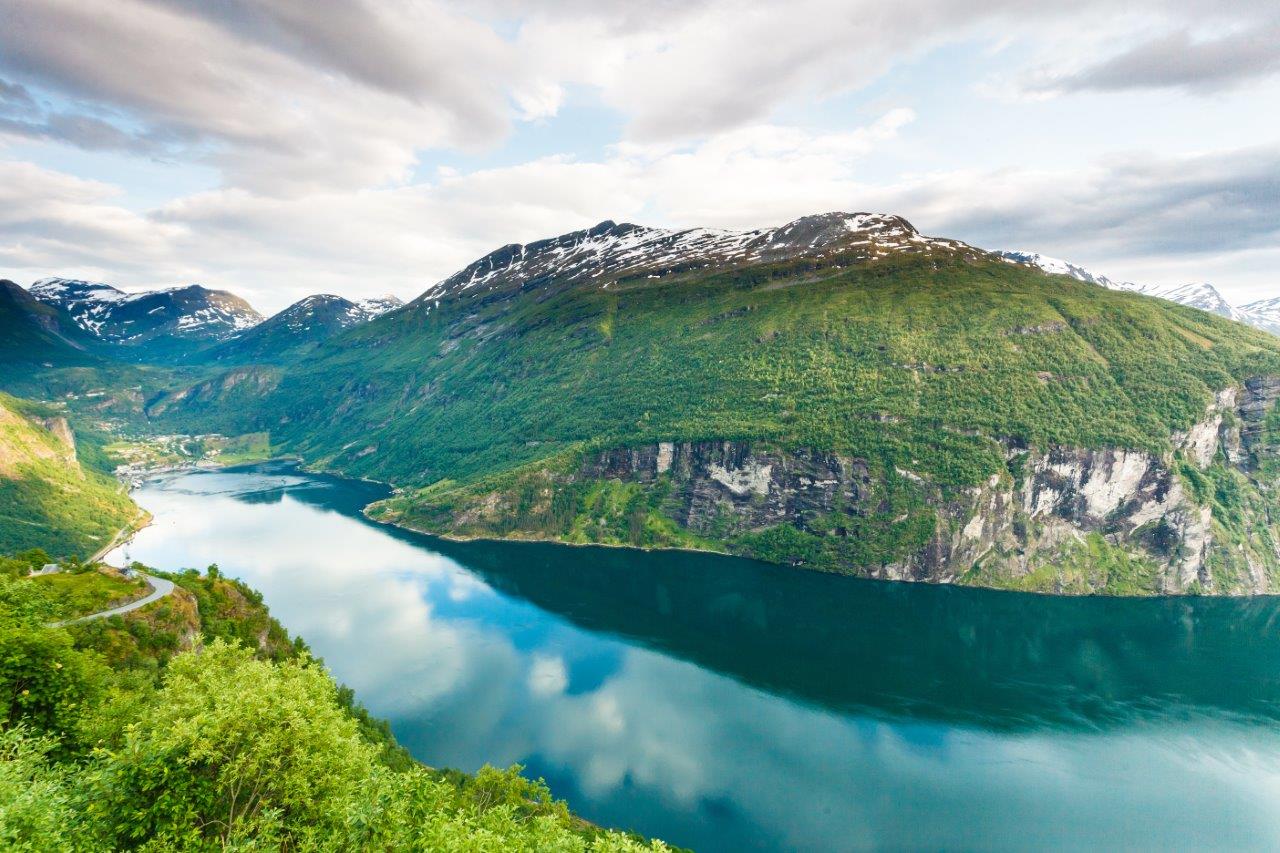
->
[1238,297,1280,337]
[421,213,982,303]
[1145,282,1250,323]
[998,252,1269,332]
[996,251,1130,290]
[355,295,404,318]
[0,278,104,366]
[29,277,263,358]
[198,293,404,364]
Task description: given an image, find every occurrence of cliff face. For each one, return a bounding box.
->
[574,379,1280,594]
[380,377,1280,596]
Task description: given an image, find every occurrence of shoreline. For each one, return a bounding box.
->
[89,507,154,564]
[360,502,1272,602]
[115,457,1273,601]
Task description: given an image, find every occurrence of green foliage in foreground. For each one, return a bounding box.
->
[0,571,669,851]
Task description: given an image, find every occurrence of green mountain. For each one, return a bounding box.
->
[144,212,1280,595]
[0,391,138,559]
[0,279,103,372]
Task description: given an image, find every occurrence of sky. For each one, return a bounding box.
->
[0,0,1277,314]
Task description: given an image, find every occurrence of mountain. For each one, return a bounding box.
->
[423,213,978,303]
[1145,282,1249,322]
[0,391,138,558]
[141,211,1280,596]
[354,295,404,317]
[195,293,404,364]
[995,251,1129,289]
[0,279,104,372]
[1239,297,1280,336]
[998,252,1260,327]
[29,277,263,361]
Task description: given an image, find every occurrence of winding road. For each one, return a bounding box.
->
[54,573,175,627]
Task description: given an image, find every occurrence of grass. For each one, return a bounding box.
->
[30,568,148,619]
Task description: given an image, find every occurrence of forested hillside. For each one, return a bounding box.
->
[10,213,1280,594]
[0,393,138,559]
[142,217,1280,593]
[0,560,668,850]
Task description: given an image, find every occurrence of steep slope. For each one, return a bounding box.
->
[148,213,1280,594]
[196,293,403,364]
[0,279,104,371]
[30,277,263,361]
[0,392,138,558]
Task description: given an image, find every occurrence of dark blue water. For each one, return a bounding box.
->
[109,462,1280,851]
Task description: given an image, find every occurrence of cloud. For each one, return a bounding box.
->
[5,113,1278,311]
[3,0,1276,197]
[0,0,515,193]
[0,161,186,274]
[1027,20,1280,95]
[0,110,921,310]
[877,145,1280,261]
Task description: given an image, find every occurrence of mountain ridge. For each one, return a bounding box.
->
[420,212,984,305]
[998,251,1267,331]
[132,212,1280,596]
[198,293,404,363]
[29,277,263,361]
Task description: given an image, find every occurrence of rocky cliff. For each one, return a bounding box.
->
[376,377,1280,596]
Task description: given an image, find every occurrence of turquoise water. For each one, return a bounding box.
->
[108,462,1280,851]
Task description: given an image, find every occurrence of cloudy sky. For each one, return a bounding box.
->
[1,0,1277,313]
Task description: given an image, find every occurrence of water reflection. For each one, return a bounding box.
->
[108,463,1280,852]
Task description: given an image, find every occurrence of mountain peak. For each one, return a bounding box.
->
[27,276,262,358]
[420,211,975,304]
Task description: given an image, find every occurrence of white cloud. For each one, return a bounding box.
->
[3,118,1279,311]
[0,0,514,193]
[1,0,1277,309]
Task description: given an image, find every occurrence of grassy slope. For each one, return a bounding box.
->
[159,252,1280,484]
[0,392,139,559]
[140,251,1280,587]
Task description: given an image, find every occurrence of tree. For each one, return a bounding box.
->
[0,578,106,749]
[87,640,380,849]
[0,727,92,852]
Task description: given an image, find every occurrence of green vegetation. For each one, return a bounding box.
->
[0,392,139,560]
[961,533,1163,595]
[12,243,1280,590]
[227,253,1280,488]
[1176,456,1280,593]
[0,562,669,850]
[29,569,147,620]
[132,249,1280,584]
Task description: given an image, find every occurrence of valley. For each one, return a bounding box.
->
[6,212,1280,595]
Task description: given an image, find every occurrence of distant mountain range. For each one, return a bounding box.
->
[15,278,402,363]
[202,293,404,363]
[998,251,1278,335]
